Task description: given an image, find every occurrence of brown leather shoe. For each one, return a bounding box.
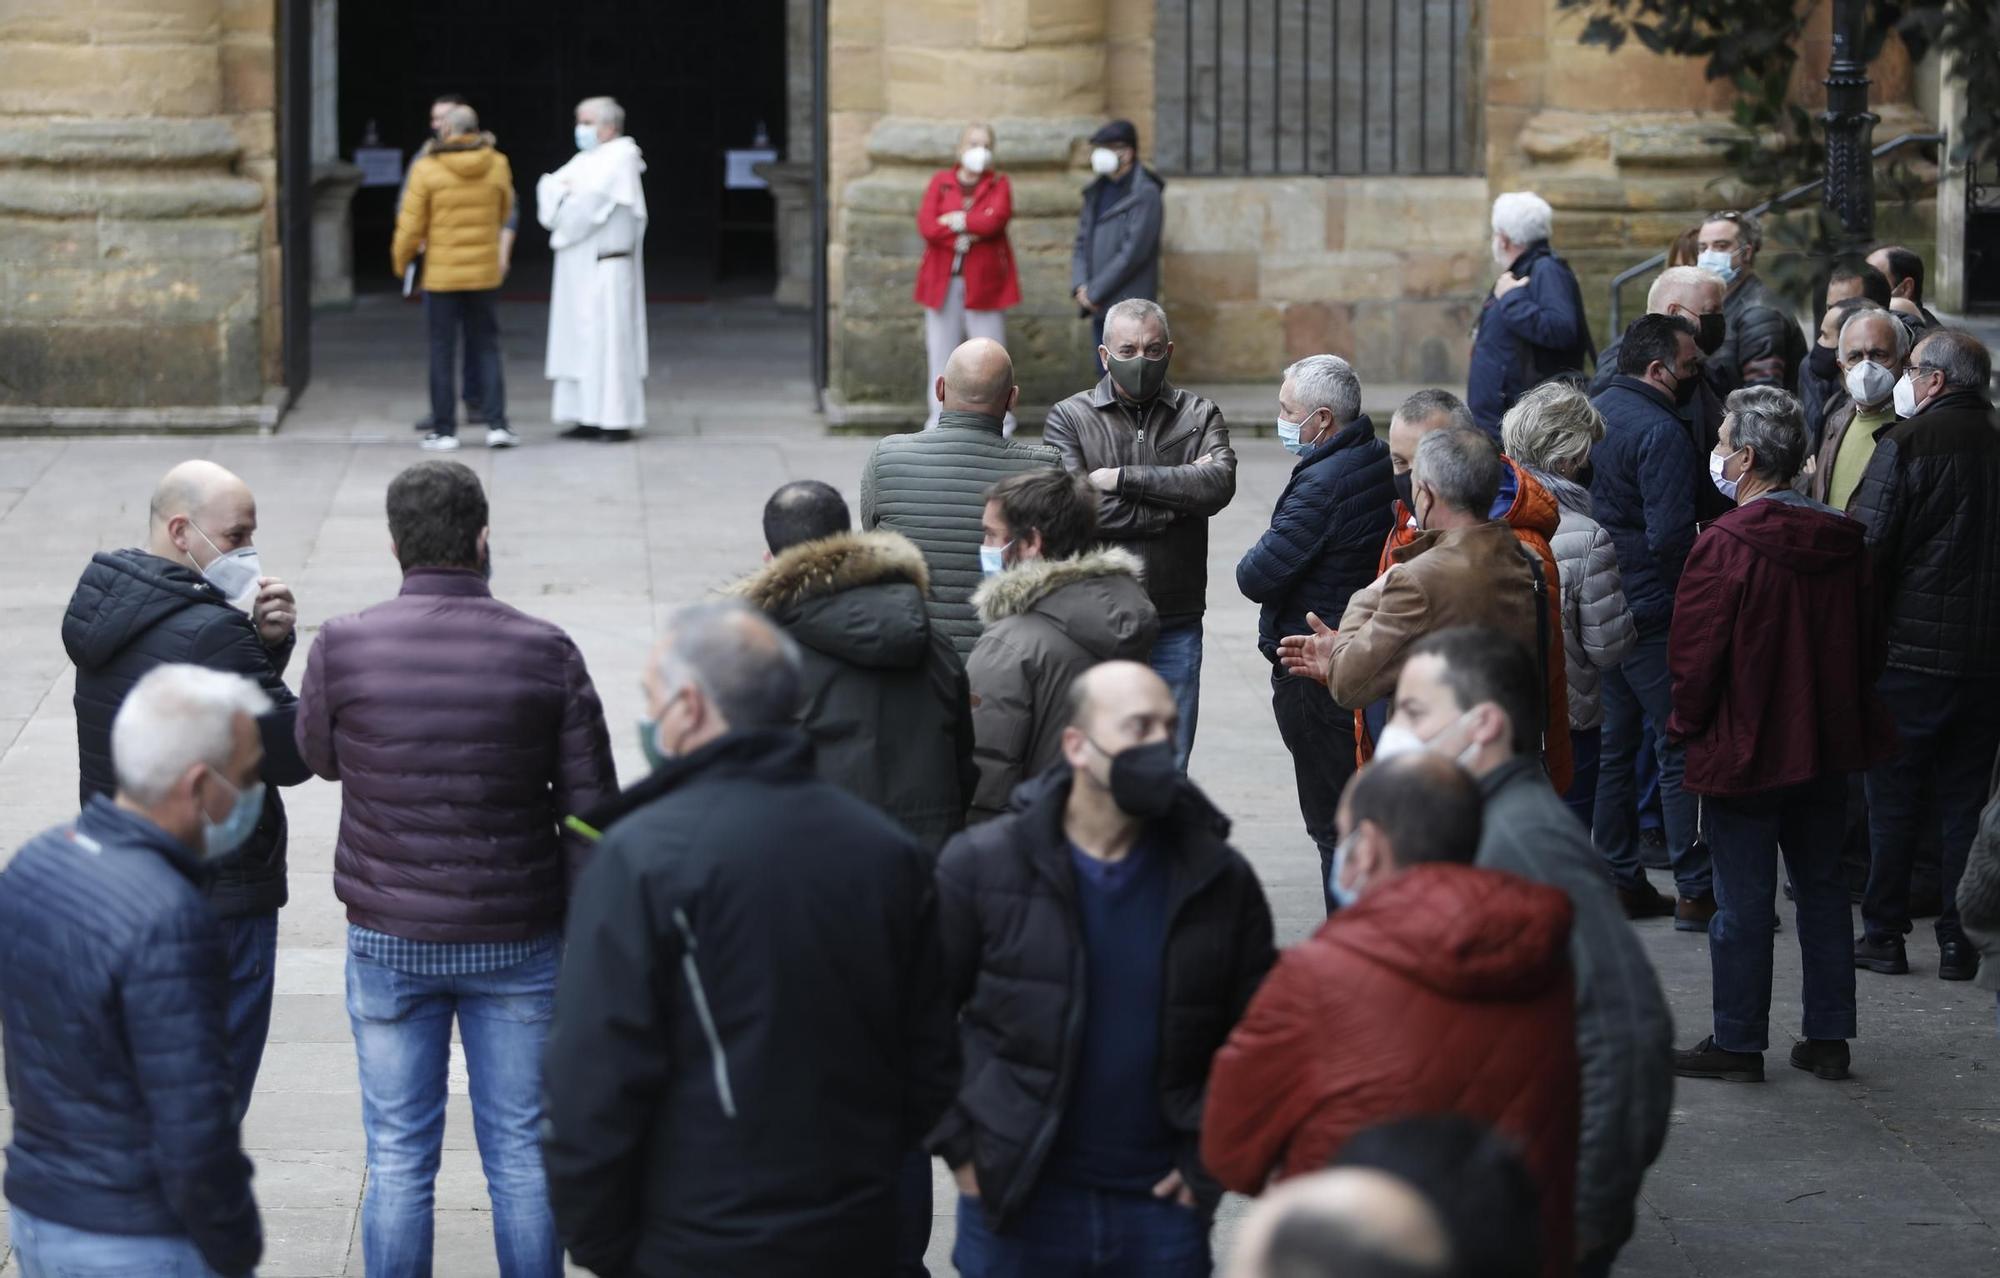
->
[1618,880,1676,920]
[1675,891,1718,933]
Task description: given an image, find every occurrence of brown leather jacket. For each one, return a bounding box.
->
[1330,520,1546,711]
[1043,376,1237,620]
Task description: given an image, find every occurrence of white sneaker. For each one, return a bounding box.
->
[486,427,520,449]
[420,432,460,452]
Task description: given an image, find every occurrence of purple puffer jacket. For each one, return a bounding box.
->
[296,569,618,942]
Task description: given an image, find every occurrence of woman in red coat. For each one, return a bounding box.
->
[915,122,1021,431]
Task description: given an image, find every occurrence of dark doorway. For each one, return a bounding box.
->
[338,0,789,299]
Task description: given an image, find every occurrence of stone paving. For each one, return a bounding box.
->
[0,299,1995,1276]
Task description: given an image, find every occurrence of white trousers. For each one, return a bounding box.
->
[924,276,1013,434]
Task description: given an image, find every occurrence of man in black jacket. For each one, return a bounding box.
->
[931,660,1275,1277]
[1696,211,1806,392]
[61,460,311,1114]
[1850,330,2000,983]
[1235,354,1394,913]
[1,665,268,1277]
[543,602,958,1278]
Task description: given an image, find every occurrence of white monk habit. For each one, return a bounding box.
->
[537,135,649,430]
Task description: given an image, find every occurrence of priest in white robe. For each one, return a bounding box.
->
[537,96,649,441]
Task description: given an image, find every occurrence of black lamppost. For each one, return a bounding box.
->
[1821,0,1880,253]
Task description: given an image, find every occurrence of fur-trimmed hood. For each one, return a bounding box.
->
[729,531,936,671]
[973,547,1156,661]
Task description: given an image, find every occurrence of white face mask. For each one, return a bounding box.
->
[978,542,1011,577]
[1327,832,1361,910]
[1696,249,1738,285]
[1374,708,1482,768]
[574,123,600,152]
[187,523,261,612]
[1090,147,1120,177]
[960,145,992,174]
[1491,235,1513,269]
[1892,369,1923,418]
[1709,447,1744,502]
[1844,359,1896,408]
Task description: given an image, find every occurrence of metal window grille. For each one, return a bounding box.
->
[1154,0,1481,177]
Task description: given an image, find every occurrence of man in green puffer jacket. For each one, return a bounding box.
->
[861,338,1060,658]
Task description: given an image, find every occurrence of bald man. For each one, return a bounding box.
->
[860,337,1061,658]
[1225,1169,1451,1278]
[62,459,312,1117]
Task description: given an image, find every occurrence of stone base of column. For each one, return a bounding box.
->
[310,160,364,309]
[759,159,815,311]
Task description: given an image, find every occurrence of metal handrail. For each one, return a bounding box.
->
[1606,131,1946,334]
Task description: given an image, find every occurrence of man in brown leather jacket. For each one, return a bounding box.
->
[1043,298,1236,769]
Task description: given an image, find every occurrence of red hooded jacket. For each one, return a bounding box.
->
[1668,494,1894,796]
[913,169,1021,312]
[1202,863,1579,1276]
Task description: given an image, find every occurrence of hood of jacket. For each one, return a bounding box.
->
[63,549,229,673]
[430,135,497,177]
[1525,466,1593,519]
[1496,456,1561,542]
[1710,493,1868,575]
[1323,862,1572,1001]
[728,532,934,670]
[973,547,1153,658]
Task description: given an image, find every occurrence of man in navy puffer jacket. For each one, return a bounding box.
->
[1237,354,1394,913]
[0,665,267,1277]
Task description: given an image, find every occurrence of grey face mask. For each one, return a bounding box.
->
[1105,350,1171,402]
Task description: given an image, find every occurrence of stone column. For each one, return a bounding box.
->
[0,0,272,427]
[1933,63,1968,312]
[761,0,816,310]
[308,0,363,307]
[828,0,1111,426]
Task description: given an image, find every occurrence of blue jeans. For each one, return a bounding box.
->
[1561,724,1602,831]
[9,1205,219,1277]
[1636,714,1664,832]
[347,946,562,1278]
[952,1184,1209,1278]
[1592,631,1708,897]
[1707,773,1856,1052]
[1864,671,2000,946]
[424,288,506,433]
[220,910,278,1122]
[1148,622,1203,771]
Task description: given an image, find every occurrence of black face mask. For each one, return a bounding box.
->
[1695,312,1726,356]
[1808,342,1841,384]
[1392,470,1415,514]
[1097,739,1181,819]
[1666,367,1699,408]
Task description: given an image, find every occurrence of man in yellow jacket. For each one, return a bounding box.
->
[393,104,515,451]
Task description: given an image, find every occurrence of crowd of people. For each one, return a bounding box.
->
[3,125,2000,1278]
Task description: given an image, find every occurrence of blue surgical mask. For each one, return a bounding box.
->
[574,124,600,152]
[979,542,1011,577]
[1328,832,1360,909]
[1696,249,1738,285]
[201,774,265,861]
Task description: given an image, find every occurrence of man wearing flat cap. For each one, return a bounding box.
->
[1074,119,1166,365]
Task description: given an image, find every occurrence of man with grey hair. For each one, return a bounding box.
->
[2,664,267,1277]
[1850,330,2000,983]
[1237,354,1394,911]
[538,94,649,441]
[1046,297,1237,768]
[1469,190,1593,439]
[543,601,959,1278]
[1809,307,1907,511]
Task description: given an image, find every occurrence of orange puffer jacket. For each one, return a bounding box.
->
[392,135,514,292]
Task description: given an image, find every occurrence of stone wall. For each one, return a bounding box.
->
[0,0,278,422]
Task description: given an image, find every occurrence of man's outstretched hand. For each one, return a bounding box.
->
[1277,612,1336,684]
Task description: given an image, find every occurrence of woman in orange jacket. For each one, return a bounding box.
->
[914,122,1021,432]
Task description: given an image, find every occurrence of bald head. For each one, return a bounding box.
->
[939,338,1018,416]
[147,460,257,566]
[1060,659,1179,791]
[1227,1169,1451,1278]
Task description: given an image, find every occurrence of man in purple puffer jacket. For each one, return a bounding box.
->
[296,459,617,1278]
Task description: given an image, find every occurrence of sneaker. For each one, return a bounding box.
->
[559,424,603,440]
[1938,940,1981,982]
[1789,1039,1851,1081]
[1617,880,1676,920]
[1854,934,1909,975]
[1638,827,1670,870]
[1673,1036,1764,1082]
[485,426,520,449]
[1674,891,1718,933]
[420,432,460,452]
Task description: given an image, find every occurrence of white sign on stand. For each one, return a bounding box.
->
[355,146,403,188]
[724,148,779,191]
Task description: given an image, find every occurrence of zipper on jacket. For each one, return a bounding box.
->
[673,908,738,1120]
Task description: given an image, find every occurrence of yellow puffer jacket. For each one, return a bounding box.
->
[391,136,514,292]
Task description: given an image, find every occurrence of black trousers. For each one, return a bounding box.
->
[1272,664,1358,915]
[425,288,505,433]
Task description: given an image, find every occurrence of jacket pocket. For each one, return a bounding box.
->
[672,908,738,1119]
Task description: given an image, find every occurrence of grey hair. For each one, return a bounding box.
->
[1284,355,1362,424]
[1646,265,1726,311]
[1500,382,1605,479]
[1392,388,1476,433]
[654,601,802,731]
[1101,297,1170,344]
[112,665,272,806]
[1913,329,1993,390]
[1490,191,1553,245]
[1837,306,1910,361]
[1723,386,1808,484]
[1413,427,1503,517]
[577,95,625,134]
[441,104,479,136]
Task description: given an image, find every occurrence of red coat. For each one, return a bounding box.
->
[1202,864,1579,1277]
[1667,495,1894,797]
[913,169,1020,311]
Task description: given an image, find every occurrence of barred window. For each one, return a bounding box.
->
[1155,0,1482,177]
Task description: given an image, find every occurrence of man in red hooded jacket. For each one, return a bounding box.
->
[1202,752,1580,1278]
